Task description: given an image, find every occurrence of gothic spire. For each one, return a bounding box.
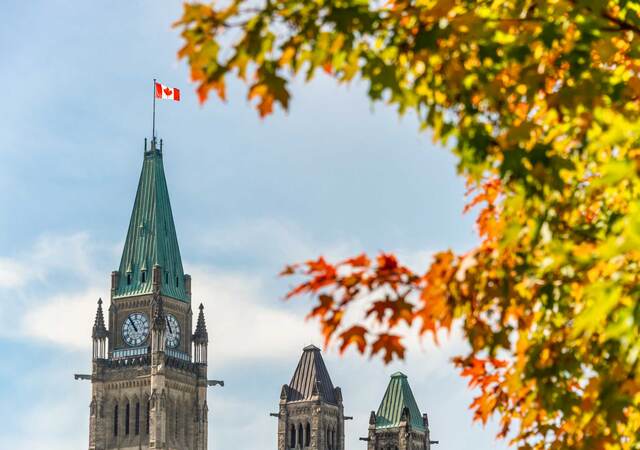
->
[114,141,189,302]
[91,298,108,339]
[193,303,208,343]
[285,345,338,404]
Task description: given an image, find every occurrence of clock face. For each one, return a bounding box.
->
[122,312,150,347]
[165,314,180,349]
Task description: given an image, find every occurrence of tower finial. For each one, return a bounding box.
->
[92,298,107,339]
[91,298,108,360]
[193,302,208,364]
[193,302,208,343]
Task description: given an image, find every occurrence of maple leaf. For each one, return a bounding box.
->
[248,65,290,118]
[320,310,344,347]
[339,325,367,354]
[366,297,414,326]
[307,294,334,319]
[371,333,405,364]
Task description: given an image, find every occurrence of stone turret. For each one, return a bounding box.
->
[92,298,108,360]
[277,345,345,450]
[192,303,209,450]
[193,303,208,364]
[366,372,433,450]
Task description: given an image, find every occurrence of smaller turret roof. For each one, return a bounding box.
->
[375,372,425,431]
[286,345,338,405]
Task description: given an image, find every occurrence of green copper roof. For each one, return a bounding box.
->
[375,372,425,431]
[114,143,189,302]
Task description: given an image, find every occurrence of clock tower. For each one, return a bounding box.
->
[86,138,211,450]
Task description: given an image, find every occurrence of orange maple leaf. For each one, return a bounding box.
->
[371,333,405,364]
[339,325,368,354]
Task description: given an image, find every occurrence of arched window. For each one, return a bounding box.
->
[125,402,130,435]
[298,423,303,447]
[135,402,140,435]
[165,272,169,284]
[126,274,131,285]
[141,271,146,283]
[326,426,330,450]
[175,276,179,287]
[305,422,311,446]
[290,424,296,448]
[113,404,119,437]
[146,400,150,434]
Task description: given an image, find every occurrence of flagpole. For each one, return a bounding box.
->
[152,78,157,145]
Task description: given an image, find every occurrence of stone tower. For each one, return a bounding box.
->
[365,372,433,450]
[86,138,210,450]
[276,345,345,450]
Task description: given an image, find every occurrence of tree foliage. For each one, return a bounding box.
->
[176,0,640,447]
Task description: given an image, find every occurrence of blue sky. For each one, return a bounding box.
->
[0,1,508,449]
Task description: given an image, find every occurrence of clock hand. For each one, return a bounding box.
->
[128,317,138,333]
[166,317,173,334]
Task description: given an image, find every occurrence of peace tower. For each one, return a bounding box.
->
[83,138,215,450]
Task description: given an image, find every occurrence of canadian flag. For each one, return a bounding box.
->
[155,82,180,101]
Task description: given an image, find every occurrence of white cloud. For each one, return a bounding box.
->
[21,288,102,349]
[188,266,322,365]
[0,232,107,290]
[0,258,30,288]
[26,232,99,277]
[0,232,109,346]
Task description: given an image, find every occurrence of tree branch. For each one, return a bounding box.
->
[601,10,640,34]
